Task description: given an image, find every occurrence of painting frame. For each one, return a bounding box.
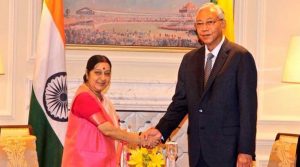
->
[64,0,209,51]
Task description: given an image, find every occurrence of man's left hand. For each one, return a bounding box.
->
[236,153,253,167]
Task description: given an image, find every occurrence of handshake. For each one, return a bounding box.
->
[137,128,163,148]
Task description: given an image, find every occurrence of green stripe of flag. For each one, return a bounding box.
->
[29,89,63,167]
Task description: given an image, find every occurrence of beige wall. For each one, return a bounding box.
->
[1,0,300,166]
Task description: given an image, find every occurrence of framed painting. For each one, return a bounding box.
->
[64,0,209,51]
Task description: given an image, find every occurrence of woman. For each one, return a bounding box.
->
[62,55,143,167]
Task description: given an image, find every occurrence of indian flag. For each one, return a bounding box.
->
[28,0,68,166]
[211,0,235,41]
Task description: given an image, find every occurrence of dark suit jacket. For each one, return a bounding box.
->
[156,39,257,167]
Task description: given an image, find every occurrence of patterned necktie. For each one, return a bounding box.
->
[204,53,214,86]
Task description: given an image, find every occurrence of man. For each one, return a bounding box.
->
[145,3,257,167]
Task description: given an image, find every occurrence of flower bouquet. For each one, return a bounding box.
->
[127,145,165,167]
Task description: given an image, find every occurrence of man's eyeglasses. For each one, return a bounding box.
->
[195,19,223,28]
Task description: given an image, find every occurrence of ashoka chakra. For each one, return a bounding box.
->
[43,72,68,122]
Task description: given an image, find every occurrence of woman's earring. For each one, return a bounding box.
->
[85,72,88,80]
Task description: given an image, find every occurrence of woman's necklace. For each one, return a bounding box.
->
[85,83,103,101]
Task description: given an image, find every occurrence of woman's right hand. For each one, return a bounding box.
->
[139,130,161,148]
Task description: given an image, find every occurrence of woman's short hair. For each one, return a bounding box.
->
[83,55,112,82]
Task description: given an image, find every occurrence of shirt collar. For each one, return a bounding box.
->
[205,35,225,57]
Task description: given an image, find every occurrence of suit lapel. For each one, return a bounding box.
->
[194,48,206,98]
[200,39,231,100]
